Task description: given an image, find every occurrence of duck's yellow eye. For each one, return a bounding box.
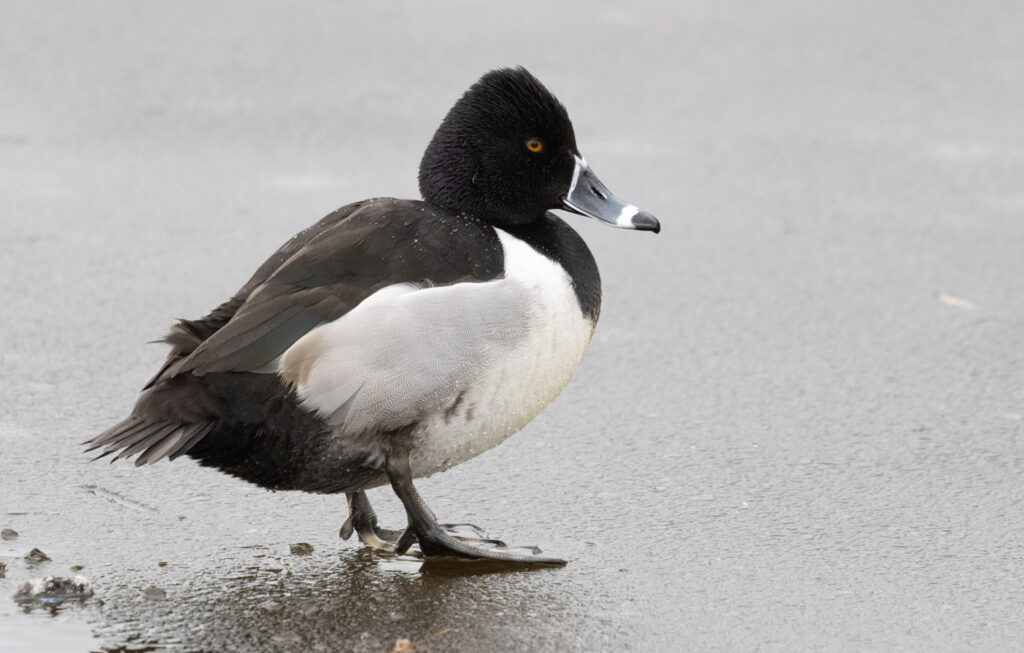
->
[525,138,544,153]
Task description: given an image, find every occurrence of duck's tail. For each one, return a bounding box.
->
[84,369,228,465]
[84,416,217,466]
[85,291,248,465]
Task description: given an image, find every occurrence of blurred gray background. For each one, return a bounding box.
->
[2,1,1023,651]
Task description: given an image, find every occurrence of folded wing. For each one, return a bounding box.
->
[87,199,506,465]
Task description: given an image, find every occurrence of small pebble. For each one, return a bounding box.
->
[1,528,18,540]
[143,586,166,600]
[70,565,84,572]
[0,561,6,578]
[24,548,51,564]
[290,542,314,556]
[158,561,168,567]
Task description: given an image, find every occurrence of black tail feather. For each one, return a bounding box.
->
[139,421,215,465]
[85,416,216,466]
[167,421,216,461]
[85,417,145,453]
[114,422,179,463]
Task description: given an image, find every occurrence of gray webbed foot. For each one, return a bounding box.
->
[384,450,567,566]
[439,523,486,537]
[340,491,403,552]
[398,522,557,563]
[341,492,511,556]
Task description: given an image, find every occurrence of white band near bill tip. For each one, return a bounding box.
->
[616,204,640,227]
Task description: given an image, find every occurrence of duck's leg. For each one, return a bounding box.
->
[384,446,567,565]
[339,490,504,554]
[339,491,403,551]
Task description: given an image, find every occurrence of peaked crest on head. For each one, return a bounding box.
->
[458,67,573,139]
[418,67,578,226]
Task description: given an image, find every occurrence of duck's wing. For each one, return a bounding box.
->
[87,199,505,465]
[164,199,505,378]
[141,199,376,389]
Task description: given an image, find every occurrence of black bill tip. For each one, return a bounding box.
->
[632,211,661,234]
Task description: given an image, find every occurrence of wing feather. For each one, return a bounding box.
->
[163,200,504,377]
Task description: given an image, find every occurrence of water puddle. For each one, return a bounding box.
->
[0,604,98,653]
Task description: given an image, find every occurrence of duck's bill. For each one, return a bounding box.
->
[560,156,660,233]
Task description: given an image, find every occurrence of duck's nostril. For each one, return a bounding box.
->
[589,184,607,200]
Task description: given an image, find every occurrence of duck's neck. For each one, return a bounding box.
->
[502,215,602,323]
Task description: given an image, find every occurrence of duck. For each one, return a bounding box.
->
[86,67,660,565]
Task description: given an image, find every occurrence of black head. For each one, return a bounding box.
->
[419,67,578,226]
[419,67,660,233]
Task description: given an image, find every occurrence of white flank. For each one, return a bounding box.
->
[409,228,596,477]
[280,227,596,479]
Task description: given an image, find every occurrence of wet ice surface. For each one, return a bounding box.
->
[3,0,1024,651]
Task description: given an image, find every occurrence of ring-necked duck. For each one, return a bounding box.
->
[87,67,659,565]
